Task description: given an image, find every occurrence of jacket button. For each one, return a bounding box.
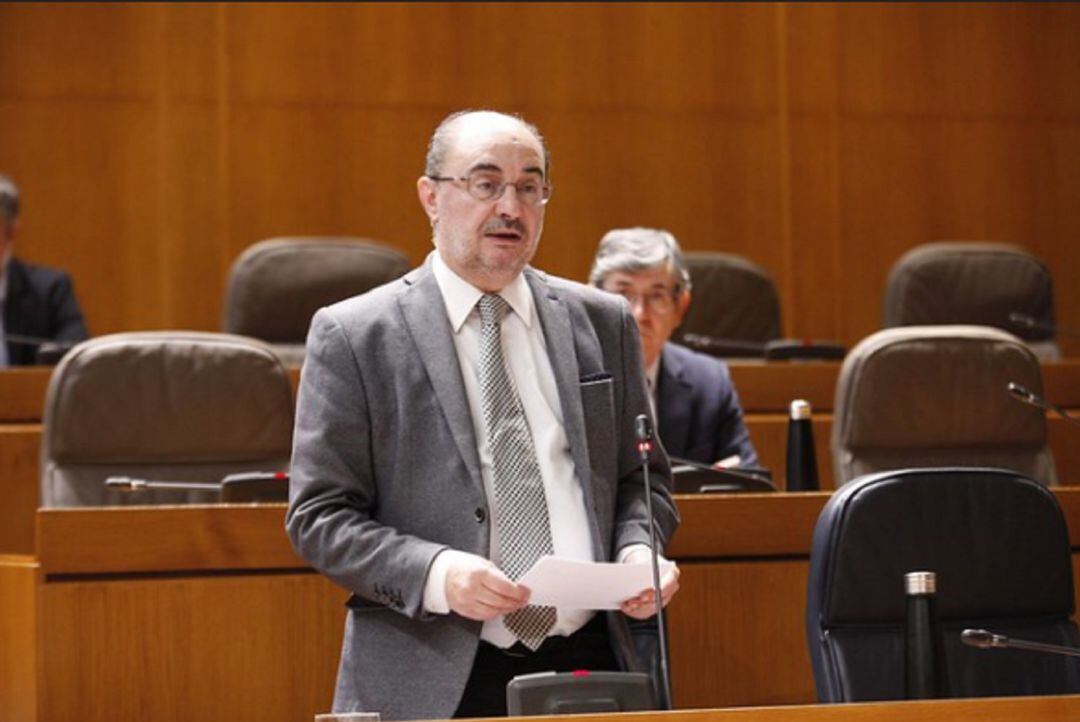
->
[474,507,486,523]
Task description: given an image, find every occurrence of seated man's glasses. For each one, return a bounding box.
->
[616,289,679,315]
[427,170,552,206]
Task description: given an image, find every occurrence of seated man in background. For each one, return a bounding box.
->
[590,227,757,468]
[0,173,88,366]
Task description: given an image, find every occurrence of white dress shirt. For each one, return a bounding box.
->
[423,251,595,646]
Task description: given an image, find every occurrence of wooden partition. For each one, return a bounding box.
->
[461,695,1080,722]
[3,359,1080,556]
[3,491,1080,722]
[0,3,1077,353]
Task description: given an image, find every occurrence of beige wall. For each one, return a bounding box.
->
[1,2,1078,353]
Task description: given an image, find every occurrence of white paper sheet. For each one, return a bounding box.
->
[517,555,675,610]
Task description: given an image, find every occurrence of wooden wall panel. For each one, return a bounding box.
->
[40,572,345,722]
[0,558,38,722]
[0,2,1076,352]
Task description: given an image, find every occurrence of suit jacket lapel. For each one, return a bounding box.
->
[527,270,591,491]
[398,263,483,491]
[657,344,692,458]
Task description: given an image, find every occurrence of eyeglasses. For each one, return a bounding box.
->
[611,288,679,315]
[427,171,552,206]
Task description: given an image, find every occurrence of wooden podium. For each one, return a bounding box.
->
[2,491,1080,722]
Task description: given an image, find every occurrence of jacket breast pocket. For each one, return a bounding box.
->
[580,376,616,491]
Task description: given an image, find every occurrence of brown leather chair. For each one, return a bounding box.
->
[675,251,781,354]
[41,332,295,507]
[223,237,410,364]
[883,242,1060,360]
[832,325,1056,487]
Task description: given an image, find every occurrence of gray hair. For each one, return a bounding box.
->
[589,227,692,294]
[424,110,550,177]
[0,174,18,227]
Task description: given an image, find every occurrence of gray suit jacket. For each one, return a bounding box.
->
[286,261,678,720]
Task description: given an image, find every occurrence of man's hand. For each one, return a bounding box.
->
[445,555,531,621]
[618,546,680,620]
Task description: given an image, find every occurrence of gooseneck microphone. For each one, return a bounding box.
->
[1007,382,1080,430]
[634,413,672,711]
[105,471,289,502]
[1009,312,1080,340]
[3,333,80,349]
[961,628,1080,658]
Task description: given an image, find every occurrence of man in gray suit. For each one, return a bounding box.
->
[286,110,680,720]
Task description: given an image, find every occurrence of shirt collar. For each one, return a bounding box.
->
[431,250,534,333]
[645,355,660,393]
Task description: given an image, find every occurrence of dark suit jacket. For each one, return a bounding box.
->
[3,257,88,365]
[286,260,678,720]
[656,342,758,467]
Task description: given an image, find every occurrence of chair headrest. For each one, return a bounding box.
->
[43,332,294,463]
[834,325,1046,451]
[883,242,1055,341]
[224,236,410,342]
[812,468,1073,625]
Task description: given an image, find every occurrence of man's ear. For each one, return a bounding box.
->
[417,176,438,226]
[674,289,692,324]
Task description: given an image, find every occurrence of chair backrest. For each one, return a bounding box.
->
[832,325,1056,486]
[41,332,295,507]
[806,467,1080,702]
[223,236,410,345]
[883,242,1059,359]
[676,252,781,344]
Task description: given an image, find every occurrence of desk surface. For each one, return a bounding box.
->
[452,694,1080,722]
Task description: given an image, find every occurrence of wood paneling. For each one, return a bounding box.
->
[0,3,1076,351]
[40,572,344,722]
[37,504,306,575]
[0,557,38,722]
[669,560,813,707]
[11,494,1080,720]
[0,425,42,555]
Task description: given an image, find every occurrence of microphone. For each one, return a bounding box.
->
[1007,382,1080,430]
[961,628,1080,658]
[105,471,289,502]
[3,333,80,349]
[106,476,220,492]
[634,413,672,710]
[1009,312,1080,340]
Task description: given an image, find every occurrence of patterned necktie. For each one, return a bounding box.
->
[476,293,556,650]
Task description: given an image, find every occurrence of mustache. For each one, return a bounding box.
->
[482,219,526,235]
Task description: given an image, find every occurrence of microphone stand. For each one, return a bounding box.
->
[635,414,673,710]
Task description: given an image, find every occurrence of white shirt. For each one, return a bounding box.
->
[424,252,595,646]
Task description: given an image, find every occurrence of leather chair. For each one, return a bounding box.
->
[806,467,1080,702]
[883,242,1060,360]
[675,251,781,356]
[41,332,294,507]
[223,236,410,365]
[832,325,1055,487]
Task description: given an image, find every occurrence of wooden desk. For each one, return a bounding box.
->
[453,695,1080,722]
[3,491,1080,722]
[3,360,1079,555]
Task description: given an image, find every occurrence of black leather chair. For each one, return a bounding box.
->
[806,467,1080,702]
